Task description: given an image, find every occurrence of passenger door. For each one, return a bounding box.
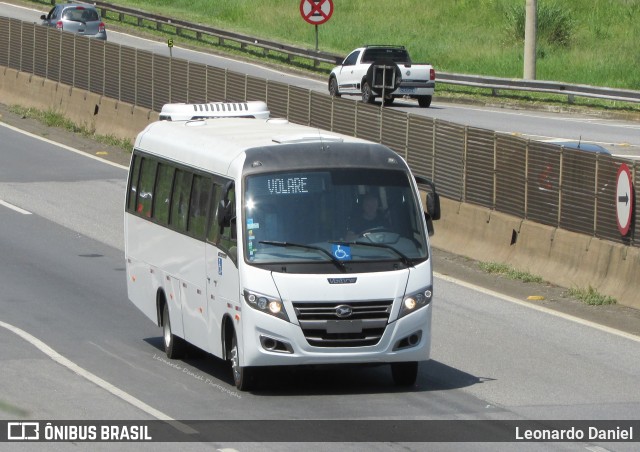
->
[205,180,240,359]
[170,171,210,352]
[336,50,361,93]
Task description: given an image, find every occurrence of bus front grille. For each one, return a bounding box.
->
[292,300,393,347]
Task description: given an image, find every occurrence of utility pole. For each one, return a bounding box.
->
[523,0,537,79]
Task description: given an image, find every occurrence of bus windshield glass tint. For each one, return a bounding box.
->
[243,169,428,265]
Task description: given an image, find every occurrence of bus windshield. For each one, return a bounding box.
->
[243,168,428,269]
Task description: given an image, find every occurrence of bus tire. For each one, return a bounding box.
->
[230,332,255,391]
[391,361,418,386]
[163,302,186,359]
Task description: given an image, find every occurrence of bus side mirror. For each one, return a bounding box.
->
[426,191,441,221]
[425,213,435,236]
[415,175,441,221]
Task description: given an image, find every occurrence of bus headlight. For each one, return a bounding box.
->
[243,290,289,322]
[398,286,433,319]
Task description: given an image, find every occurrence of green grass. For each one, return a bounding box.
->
[9,105,133,151]
[21,0,640,114]
[29,0,639,90]
[478,261,544,283]
[0,400,29,417]
[478,261,617,306]
[567,286,617,306]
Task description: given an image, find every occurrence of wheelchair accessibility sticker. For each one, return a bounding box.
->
[332,244,351,261]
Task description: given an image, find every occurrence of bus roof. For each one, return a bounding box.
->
[159,101,270,120]
[134,117,375,175]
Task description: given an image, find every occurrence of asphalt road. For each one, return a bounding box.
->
[1,104,640,452]
[2,2,640,450]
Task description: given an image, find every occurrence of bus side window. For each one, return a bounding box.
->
[127,153,142,212]
[170,169,192,232]
[153,162,175,225]
[137,158,157,218]
[219,187,237,254]
[188,175,212,239]
[206,183,223,244]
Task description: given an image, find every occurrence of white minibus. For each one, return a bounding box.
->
[125,102,441,390]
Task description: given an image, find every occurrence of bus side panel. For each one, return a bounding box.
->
[205,243,240,359]
[166,276,184,338]
[126,215,159,324]
[126,257,157,324]
[126,214,208,350]
[161,234,208,352]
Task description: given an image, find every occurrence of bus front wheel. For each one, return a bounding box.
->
[230,332,255,391]
[163,302,186,359]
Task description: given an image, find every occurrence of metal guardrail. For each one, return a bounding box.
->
[0,17,638,248]
[85,0,640,105]
[91,1,341,66]
[436,72,640,104]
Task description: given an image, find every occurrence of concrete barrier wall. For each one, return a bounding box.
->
[432,197,640,310]
[3,67,638,310]
[0,68,157,142]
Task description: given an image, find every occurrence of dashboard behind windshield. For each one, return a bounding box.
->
[243,168,427,271]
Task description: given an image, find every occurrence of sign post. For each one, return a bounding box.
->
[300,0,334,51]
[615,163,634,236]
[167,38,174,58]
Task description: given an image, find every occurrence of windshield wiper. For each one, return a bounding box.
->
[259,240,346,272]
[330,241,414,267]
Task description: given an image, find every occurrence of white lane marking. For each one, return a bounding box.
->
[0,320,196,434]
[434,272,640,343]
[446,104,640,129]
[497,131,639,149]
[0,199,32,215]
[0,122,129,171]
[0,1,40,9]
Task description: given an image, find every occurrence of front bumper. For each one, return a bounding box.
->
[240,303,432,367]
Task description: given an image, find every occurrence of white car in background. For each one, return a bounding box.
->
[329,45,435,107]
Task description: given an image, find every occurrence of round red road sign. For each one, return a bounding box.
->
[300,0,334,25]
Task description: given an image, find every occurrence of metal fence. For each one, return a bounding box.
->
[1,18,638,247]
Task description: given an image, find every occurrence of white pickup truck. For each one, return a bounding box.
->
[329,45,436,107]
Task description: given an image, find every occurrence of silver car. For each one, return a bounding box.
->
[40,3,107,40]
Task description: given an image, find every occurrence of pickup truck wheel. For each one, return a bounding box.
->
[362,82,375,104]
[329,77,341,97]
[418,95,432,108]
